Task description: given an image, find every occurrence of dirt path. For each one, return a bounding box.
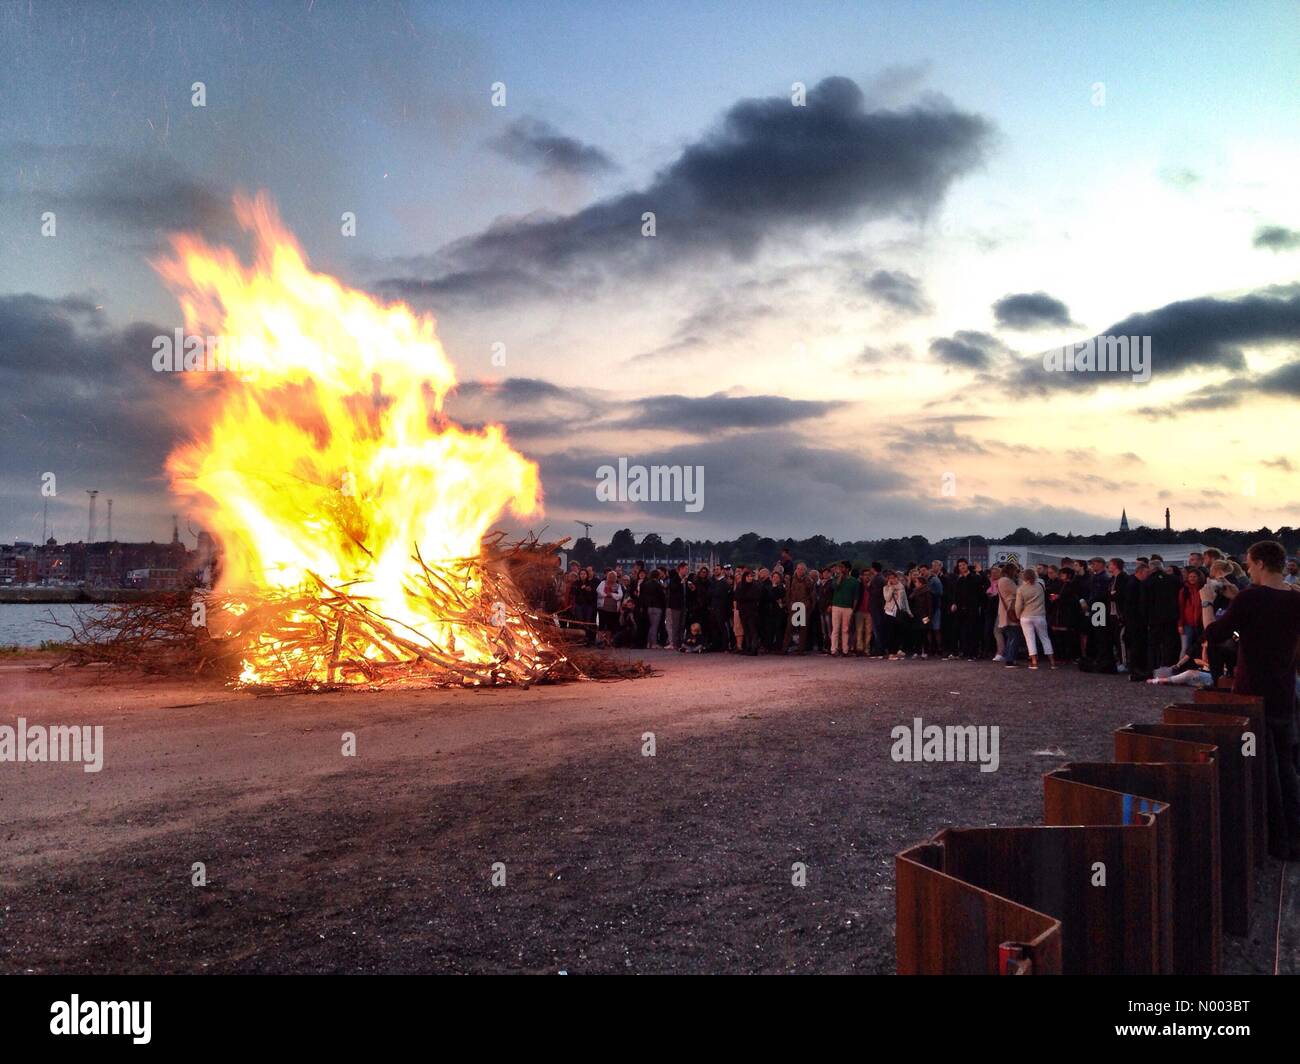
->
[0,652,1291,973]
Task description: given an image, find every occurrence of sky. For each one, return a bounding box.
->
[1,0,1298,548]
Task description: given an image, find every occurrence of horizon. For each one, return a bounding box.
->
[2,1,1298,546]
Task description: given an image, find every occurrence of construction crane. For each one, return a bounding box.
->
[574,520,593,539]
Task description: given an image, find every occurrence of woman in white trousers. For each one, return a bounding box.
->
[1014,569,1057,670]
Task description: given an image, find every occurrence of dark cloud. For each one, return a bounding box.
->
[928,329,1006,370]
[863,269,930,315]
[0,292,199,540]
[489,116,617,176]
[380,76,991,300]
[448,379,838,438]
[2,144,233,242]
[1264,456,1295,472]
[615,393,841,433]
[1253,225,1300,252]
[1020,282,1300,392]
[992,290,1075,329]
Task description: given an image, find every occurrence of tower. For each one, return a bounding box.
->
[1165,507,1171,531]
[1119,509,1129,532]
[85,490,99,543]
[107,498,113,542]
[172,514,181,544]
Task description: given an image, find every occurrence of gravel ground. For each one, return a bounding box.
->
[0,650,1294,974]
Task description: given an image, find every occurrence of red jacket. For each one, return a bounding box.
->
[1177,585,1201,627]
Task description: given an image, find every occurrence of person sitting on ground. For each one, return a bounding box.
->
[680,620,705,653]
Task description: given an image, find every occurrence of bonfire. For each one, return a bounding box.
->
[60,195,645,690]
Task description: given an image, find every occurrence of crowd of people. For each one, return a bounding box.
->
[557,546,1298,679]
[557,541,1300,857]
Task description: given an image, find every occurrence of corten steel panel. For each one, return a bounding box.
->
[897,835,1063,975]
[1058,760,1220,975]
[896,825,1160,975]
[1042,771,1173,973]
[1155,712,1256,934]
[1192,691,1269,866]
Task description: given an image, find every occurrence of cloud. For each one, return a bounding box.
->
[489,116,617,176]
[881,421,992,456]
[928,329,1006,370]
[0,292,198,540]
[448,378,839,439]
[1019,282,1300,391]
[863,269,930,315]
[1,144,233,242]
[379,76,991,301]
[992,291,1075,330]
[1253,225,1300,251]
[614,393,841,433]
[629,288,778,365]
[1263,456,1295,472]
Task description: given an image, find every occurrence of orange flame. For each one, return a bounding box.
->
[155,194,540,682]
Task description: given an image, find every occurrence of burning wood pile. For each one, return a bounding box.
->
[52,193,649,691]
[55,534,647,690]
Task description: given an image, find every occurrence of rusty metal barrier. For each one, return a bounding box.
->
[896,692,1268,975]
[896,833,1063,975]
[1154,711,1256,932]
[1192,691,1269,865]
[1043,770,1173,973]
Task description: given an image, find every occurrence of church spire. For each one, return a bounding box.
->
[1119,508,1129,532]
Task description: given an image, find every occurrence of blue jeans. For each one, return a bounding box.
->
[1000,624,1023,665]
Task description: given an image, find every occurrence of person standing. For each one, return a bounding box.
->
[1015,568,1056,670]
[1107,558,1130,672]
[908,572,934,658]
[882,571,912,659]
[708,565,733,652]
[595,569,623,649]
[1204,540,1300,859]
[666,562,688,650]
[951,558,983,660]
[1084,557,1117,672]
[761,567,786,652]
[867,562,887,656]
[830,562,859,657]
[641,566,667,649]
[1143,555,1181,671]
[853,568,872,656]
[735,568,761,654]
[1177,568,1206,659]
[997,562,1022,668]
[783,562,816,653]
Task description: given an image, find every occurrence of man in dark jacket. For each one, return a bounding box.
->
[707,566,733,651]
[867,562,887,656]
[666,562,688,650]
[1122,562,1150,680]
[951,559,984,660]
[640,568,667,649]
[1106,558,1130,671]
[1083,557,1116,672]
[1142,555,1181,671]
